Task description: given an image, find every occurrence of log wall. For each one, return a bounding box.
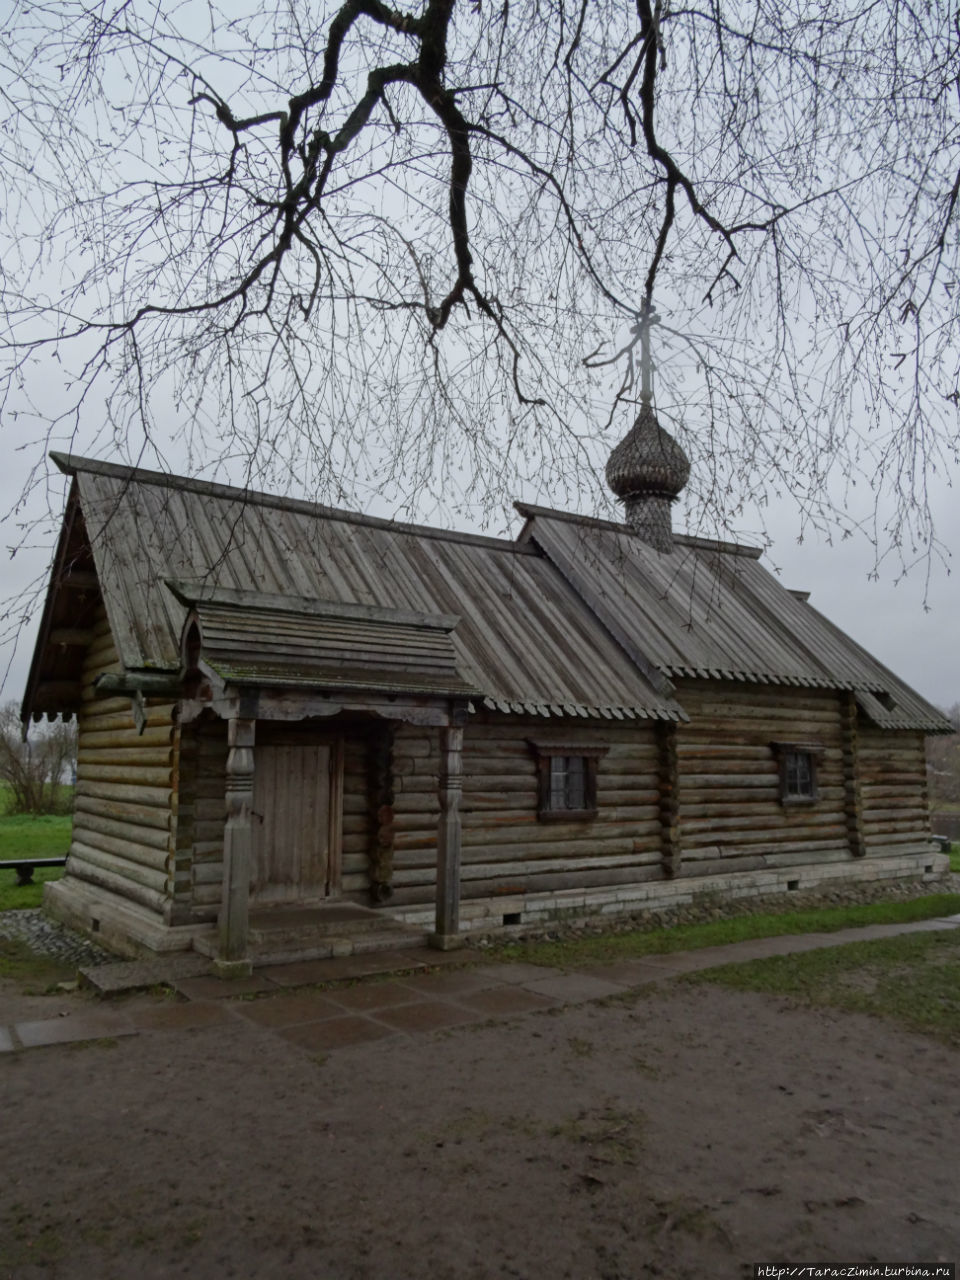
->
[71,608,177,917]
[388,714,662,906]
[673,681,851,874]
[859,726,930,852]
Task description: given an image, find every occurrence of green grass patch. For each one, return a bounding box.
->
[686,928,960,1045]
[0,810,72,859]
[493,894,960,969]
[0,806,71,910]
[0,936,74,990]
[0,865,66,912]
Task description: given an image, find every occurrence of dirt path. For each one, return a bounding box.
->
[1,972,957,1279]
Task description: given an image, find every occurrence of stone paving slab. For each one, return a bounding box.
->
[129,1002,234,1032]
[277,1015,396,1053]
[174,974,276,1001]
[233,992,344,1029]
[258,950,429,988]
[476,963,565,985]
[457,986,557,1016]
[0,1026,16,1052]
[370,1000,482,1034]
[394,969,503,998]
[522,973,629,1003]
[13,1012,137,1050]
[570,960,670,986]
[80,952,212,996]
[325,982,424,1013]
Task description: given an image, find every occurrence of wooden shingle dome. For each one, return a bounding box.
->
[605,403,690,552]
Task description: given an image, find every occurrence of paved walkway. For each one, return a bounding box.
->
[3,914,959,1055]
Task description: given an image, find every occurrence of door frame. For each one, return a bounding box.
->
[251,725,345,903]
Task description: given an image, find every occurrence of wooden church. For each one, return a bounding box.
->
[22,403,951,971]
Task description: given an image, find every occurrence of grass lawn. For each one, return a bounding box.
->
[495,893,960,969]
[0,935,75,989]
[0,806,72,910]
[686,928,960,1045]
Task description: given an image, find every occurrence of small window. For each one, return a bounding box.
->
[771,741,822,805]
[529,741,607,822]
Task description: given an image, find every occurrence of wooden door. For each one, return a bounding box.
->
[251,740,342,904]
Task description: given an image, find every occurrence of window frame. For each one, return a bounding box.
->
[528,741,608,822]
[770,741,823,806]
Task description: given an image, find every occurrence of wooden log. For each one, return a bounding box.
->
[71,819,170,867]
[69,840,168,893]
[76,779,172,808]
[78,707,176,736]
[78,747,175,769]
[679,810,845,834]
[460,865,663,898]
[79,725,174,750]
[77,763,174,788]
[68,852,167,913]
[683,825,850,850]
[74,793,172,832]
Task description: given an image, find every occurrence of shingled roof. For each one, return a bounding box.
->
[23,455,950,733]
[516,503,951,733]
[22,455,685,723]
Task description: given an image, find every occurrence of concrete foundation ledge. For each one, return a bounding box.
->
[44,879,208,959]
[391,849,950,935]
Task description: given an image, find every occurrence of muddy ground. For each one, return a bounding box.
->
[1,975,957,1279]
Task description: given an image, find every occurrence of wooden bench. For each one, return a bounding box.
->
[0,856,68,886]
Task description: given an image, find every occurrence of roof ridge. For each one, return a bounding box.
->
[514,500,764,558]
[51,452,534,555]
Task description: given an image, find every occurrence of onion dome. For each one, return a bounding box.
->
[605,402,690,503]
[605,403,690,553]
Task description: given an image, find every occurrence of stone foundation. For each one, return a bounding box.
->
[391,848,950,934]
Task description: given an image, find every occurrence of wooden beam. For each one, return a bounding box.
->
[58,571,99,591]
[95,672,182,697]
[841,691,866,857]
[430,724,464,949]
[368,724,396,903]
[216,714,256,976]
[32,680,83,706]
[658,720,681,877]
[48,628,94,646]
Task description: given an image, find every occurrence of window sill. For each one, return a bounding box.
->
[537,808,598,824]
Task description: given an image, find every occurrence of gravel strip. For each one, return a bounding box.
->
[0,908,114,968]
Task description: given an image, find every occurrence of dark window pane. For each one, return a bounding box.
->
[784,750,814,797]
[565,755,586,809]
[550,756,567,808]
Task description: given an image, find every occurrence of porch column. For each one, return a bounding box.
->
[430,724,463,950]
[216,714,256,977]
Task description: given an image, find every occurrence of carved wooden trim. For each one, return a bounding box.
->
[840,692,867,857]
[368,724,396,902]
[658,720,681,878]
[435,724,464,941]
[219,716,255,962]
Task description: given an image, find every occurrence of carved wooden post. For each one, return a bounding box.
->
[431,723,464,950]
[658,720,681,877]
[841,691,866,858]
[368,723,396,903]
[217,714,256,976]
